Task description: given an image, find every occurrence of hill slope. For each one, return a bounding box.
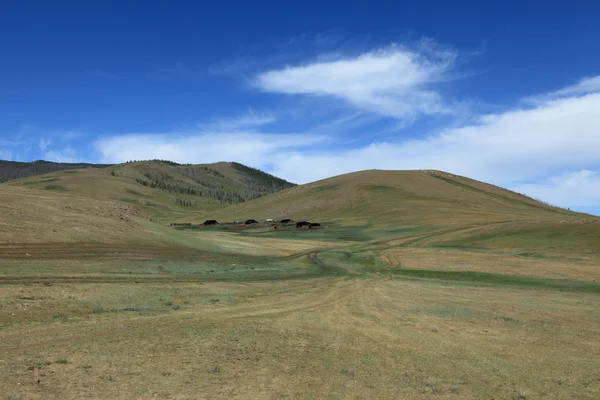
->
[3,160,296,222]
[0,185,161,244]
[0,160,113,183]
[200,169,589,226]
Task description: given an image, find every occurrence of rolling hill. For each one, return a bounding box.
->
[195,169,600,257]
[198,169,588,226]
[3,160,296,222]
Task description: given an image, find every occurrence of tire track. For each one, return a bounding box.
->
[0,277,381,353]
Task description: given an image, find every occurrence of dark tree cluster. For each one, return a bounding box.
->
[173,198,199,207]
[131,162,295,205]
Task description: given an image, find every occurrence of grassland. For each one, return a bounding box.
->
[1,167,600,399]
[4,160,295,223]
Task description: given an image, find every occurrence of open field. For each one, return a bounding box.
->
[1,167,600,399]
[2,224,600,399]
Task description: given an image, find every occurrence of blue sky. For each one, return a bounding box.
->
[2,1,600,214]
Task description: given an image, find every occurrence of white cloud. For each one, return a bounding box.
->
[254,42,460,119]
[512,170,600,208]
[94,132,327,169]
[526,76,600,103]
[263,91,600,184]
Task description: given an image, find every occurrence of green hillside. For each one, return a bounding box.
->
[196,169,587,227]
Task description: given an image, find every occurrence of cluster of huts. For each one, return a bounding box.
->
[196,218,322,229]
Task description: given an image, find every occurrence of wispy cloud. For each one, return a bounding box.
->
[0,138,22,147]
[39,138,51,152]
[525,75,600,103]
[94,131,327,169]
[1,126,85,162]
[0,149,14,161]
[254,40,462,120]
[197,111,277,132]
[43,147,78,163]
[513,170,600,208]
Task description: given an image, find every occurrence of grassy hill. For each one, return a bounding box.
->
[3,160,296,222]
[198,169,587,226]
[2,165,598,254]
[0,160,113,183]
[0,185,165,244]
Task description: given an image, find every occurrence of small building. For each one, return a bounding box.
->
[296,221,310,228]
[245,219,259,225]
[203,220,219,225]
[280,218,292,224]
[309,223,321,229]
[266,218,274,222]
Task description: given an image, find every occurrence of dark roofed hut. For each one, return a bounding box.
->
[296,221,310,228]
[203,220,219,225]
[280,218,293,224]
[245,219,259,225]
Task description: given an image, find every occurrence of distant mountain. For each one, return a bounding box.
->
[0,160,113,183]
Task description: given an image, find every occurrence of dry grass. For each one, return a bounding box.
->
[1,276,599,399]
[5,164,226,222]
[381,247,600,281]
[1,168,600,399]
[0,185,154,244]
[197,169,588,226]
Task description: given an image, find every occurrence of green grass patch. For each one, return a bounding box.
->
[61,170,79,174]
[317,249,391,275]
[391,269,600,293]
[240,225,373,242]
[431,224,600,255]
[408,306,484,318]
[44,185,71,191]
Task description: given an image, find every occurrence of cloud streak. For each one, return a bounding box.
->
[197,111,277,132]
[94,131,327,170]
[254,41,461,120]
[526,76,600,103]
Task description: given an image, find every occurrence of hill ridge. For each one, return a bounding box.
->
[198,169,589,226]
